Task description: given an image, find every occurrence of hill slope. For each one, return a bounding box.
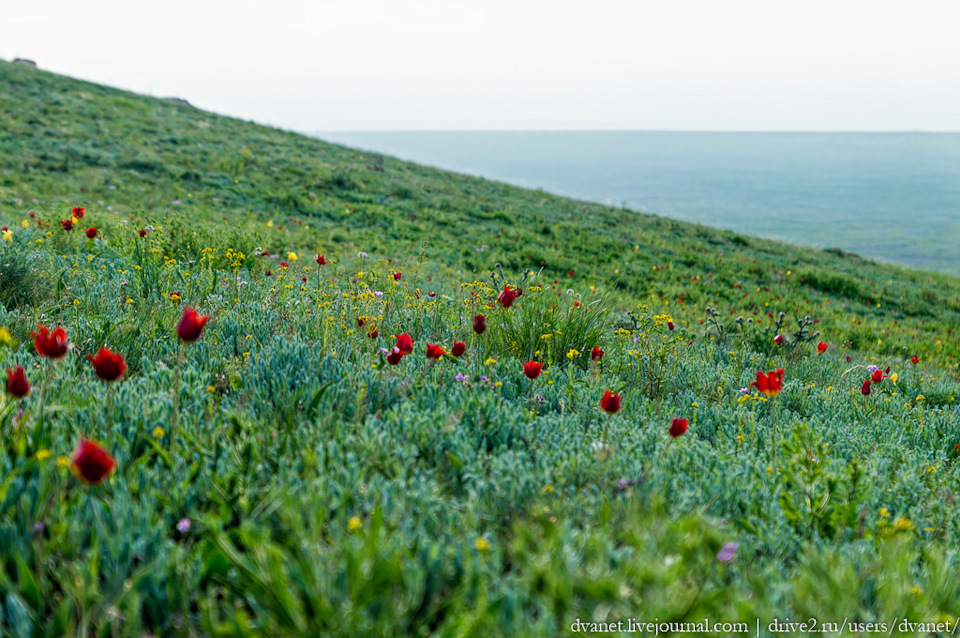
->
[1,60,960,635]
[2,60,959,363]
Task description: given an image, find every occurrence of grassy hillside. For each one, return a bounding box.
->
[2,61,959,363]
[1,60,960,635]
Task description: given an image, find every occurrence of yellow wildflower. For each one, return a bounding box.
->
[893,517,914,532]
[347,516,362,531]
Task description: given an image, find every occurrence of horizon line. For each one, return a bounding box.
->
[310,129,960,134]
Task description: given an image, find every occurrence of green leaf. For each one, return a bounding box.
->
[15,555,41,611]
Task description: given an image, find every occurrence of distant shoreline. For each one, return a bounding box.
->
[314,130,960,277]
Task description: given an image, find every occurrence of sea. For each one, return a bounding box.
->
[313,131,960,276]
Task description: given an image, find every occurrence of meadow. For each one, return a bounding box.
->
[2,60,960,636]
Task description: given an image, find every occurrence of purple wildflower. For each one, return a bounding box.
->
[717,541,739,563]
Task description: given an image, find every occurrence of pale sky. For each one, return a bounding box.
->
[3,0,960,131]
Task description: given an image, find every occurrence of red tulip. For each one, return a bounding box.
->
[280,261,289,269]
[396,333,414,355]
[86,347,126,382]
[387,347,404,365]
[426,343,446,359]
[368,328,379,339]
[667,321,675,331]
[473,314,486,335]
[316,254,328,266]
[669,417,689,438]
[139,229,148,238]
[860,379,872,396]
[70,439,116,485]
[497,285,519,309]
[31,325,69,359]
[176,306,210,343]
[600,390,621,414]
[773,334,784,346]
[71,206,85,220]
[85,227,98,239]
[523,361,542,380]
[451,341,466,357]
[910,355,920,365]
[816,341,828,354]
[356,317,365,328]
[591,346,604,362]
[750,368,784,398]
[60,219,74,231]
[871,369,883,384]
[5,366,30,398]
[393,272,401,281]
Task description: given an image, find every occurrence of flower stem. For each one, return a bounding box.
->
[35,362,55,449]
[171,343,184,442]
[770,401,778,475]
[105,383,116,435]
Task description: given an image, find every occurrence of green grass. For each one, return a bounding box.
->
[1,60,960,636]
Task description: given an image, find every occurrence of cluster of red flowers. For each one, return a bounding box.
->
[387,333,415,365]
[598,388,688,438]
[4,306,213,486]
[54,207,100,238]
[860,366,890,396]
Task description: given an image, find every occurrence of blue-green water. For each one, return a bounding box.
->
[314,131,960,276]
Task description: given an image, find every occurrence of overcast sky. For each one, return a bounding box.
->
[4,0,960,131]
